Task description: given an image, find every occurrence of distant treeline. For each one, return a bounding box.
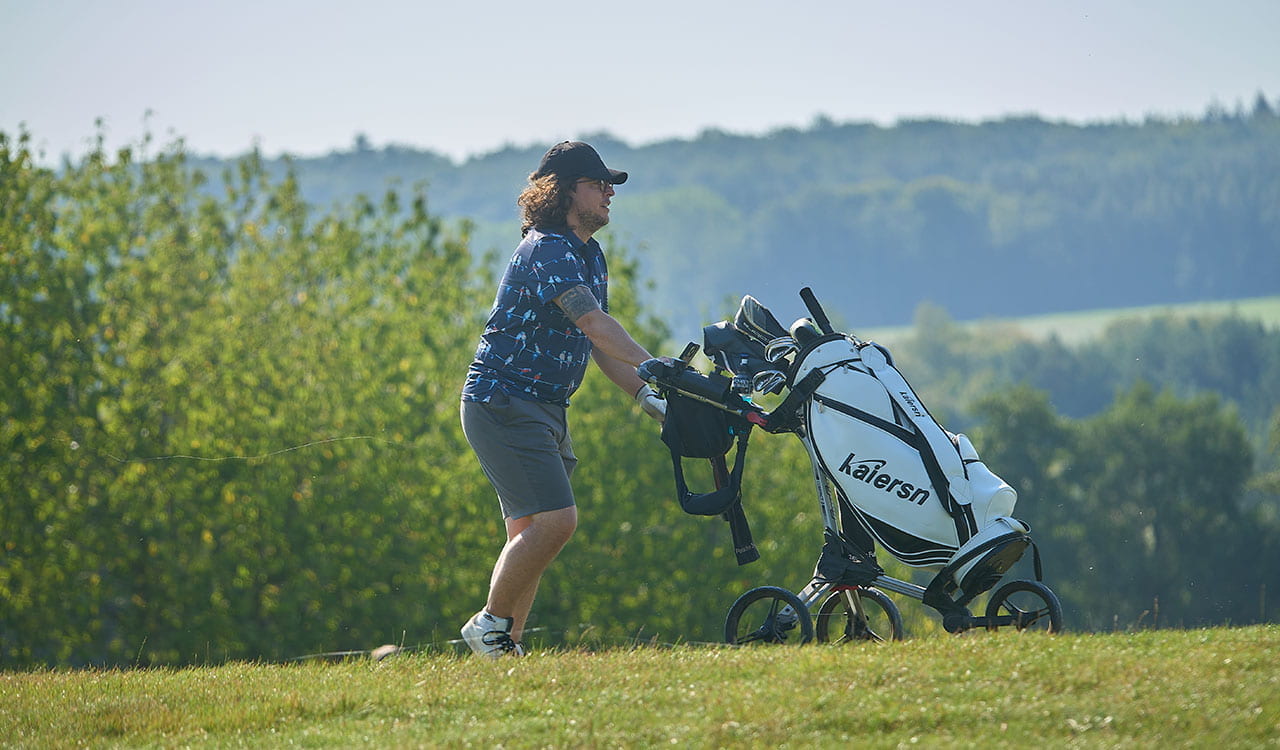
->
[191,95,1280,334]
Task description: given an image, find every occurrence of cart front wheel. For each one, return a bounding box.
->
[985,580,1064,633]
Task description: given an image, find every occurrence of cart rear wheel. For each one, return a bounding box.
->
[724,586,814,646]
[815,587,904,643]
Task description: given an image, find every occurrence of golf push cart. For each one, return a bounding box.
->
[637,288,1064,644]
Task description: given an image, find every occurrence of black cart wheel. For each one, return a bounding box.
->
[985,580,1064,633]
[724,586,814,646]
[814,587,905,643]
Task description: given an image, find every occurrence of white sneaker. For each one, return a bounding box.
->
[460,610,526,658]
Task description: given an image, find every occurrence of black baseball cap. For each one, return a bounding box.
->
[532,141,628,184]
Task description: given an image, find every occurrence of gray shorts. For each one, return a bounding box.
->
[460,391,578,520]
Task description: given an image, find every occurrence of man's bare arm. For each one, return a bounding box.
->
[556,286,666,418]
[554,285,652,369]
[592,347,647,396]
[555,286,601,323]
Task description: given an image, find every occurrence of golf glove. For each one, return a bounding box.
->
[635,384,666,424]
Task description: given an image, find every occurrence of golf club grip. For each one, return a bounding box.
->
[800,287,834,335]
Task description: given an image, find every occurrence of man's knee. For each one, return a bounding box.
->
[532,506,577,546]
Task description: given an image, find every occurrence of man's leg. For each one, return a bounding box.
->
[484,505,577,643]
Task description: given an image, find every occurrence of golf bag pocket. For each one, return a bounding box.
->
[954,433,1017,525]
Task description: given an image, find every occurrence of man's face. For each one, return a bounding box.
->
[568,177,615,237]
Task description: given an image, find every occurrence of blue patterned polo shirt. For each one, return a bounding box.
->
[461,226,608,407]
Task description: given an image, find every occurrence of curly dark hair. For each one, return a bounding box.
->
[517,174,575,235]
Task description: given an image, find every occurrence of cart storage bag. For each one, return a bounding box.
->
[660,392,750,516]
[659,391,760,565]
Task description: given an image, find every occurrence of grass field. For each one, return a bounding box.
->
[3,626,1277,748]
[863,295,1280,346]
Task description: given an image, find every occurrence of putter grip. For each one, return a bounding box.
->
[800,287,835,335]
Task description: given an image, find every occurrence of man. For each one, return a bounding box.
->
[459,141,666,657]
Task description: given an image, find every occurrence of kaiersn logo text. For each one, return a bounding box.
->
[898,391,924,417]
[837,454,930,505]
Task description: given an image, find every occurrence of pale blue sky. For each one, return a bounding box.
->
[3,0,1277,162]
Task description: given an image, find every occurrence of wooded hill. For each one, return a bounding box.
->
[194,98,1280,334]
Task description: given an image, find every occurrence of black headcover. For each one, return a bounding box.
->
[733,294,788,346]
[702,322,770,378]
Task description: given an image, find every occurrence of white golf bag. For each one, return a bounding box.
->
[647,290,1038,608]
[792,332,1033,601]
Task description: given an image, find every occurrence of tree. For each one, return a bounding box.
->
[1070,384,1254,628]
[969,386,1084,617]
[1,129,496,665]
[1253,91,1275,119]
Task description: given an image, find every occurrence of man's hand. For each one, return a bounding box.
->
[634,384,666,424]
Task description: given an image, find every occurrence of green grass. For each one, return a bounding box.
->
[4,626,1277,748]
[863,295,1280,346]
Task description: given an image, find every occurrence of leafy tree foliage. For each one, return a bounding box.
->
[972,383,1274,630]
[2,129,494,665]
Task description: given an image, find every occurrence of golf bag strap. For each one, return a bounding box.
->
[859,345,972,506]
[910,420,980,542]
[726,506,759,565]
[666,427,749,513]
[667,445,694,503]
[857,346,979,541]
[713,449,760,566]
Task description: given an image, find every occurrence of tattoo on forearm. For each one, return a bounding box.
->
[556,285,600,322]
